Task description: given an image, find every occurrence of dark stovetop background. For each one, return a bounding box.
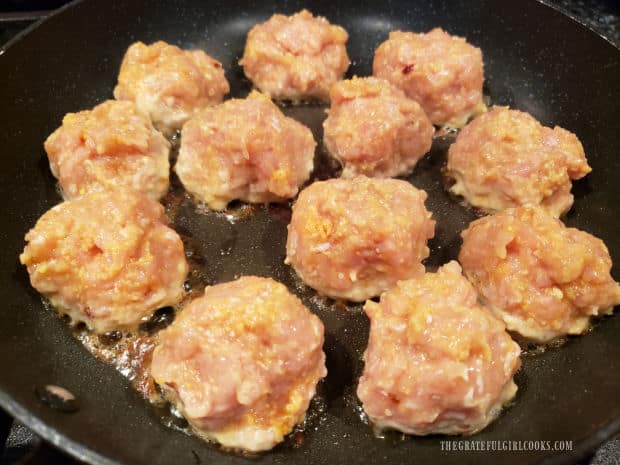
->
[0,0,619,464]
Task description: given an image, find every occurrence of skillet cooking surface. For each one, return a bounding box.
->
[1,0,620,464]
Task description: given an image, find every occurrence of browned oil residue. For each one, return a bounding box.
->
[518,333,569,357]
[75,328,162,403]
[433,125,459,138]
[291,431,304,448]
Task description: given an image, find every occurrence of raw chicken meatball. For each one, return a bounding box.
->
[240,9,349,102]
[114,41,229,135]
[150,276,326,452]
[447,107,591,217]
[176,91,316,210]
[459,206,620,342]
[373,28,485,127]
[323,77,434,178]
[286,176,435,301]
[19,190,188,334]
[357,261,521,435]
[44,100,170,200]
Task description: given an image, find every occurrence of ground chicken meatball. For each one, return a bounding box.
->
[150,276,326,452]
[323,77,434,178]
[114,41,229,135]
[357,261,521,435]
[286,176,435,301]
[44,100,170,200]
[175,91,316,210]
[19,190,188,334]
[459,207,620,342]
[447,107,591,217]
[373,28,485,127]
[240,9,349,102]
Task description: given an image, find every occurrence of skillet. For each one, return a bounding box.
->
[0,0,619,464]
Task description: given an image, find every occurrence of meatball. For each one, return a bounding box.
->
[240,9,349,102]
[323,77,434,178]
[150,276,326,452]
[44,100,170,200]
[286,176,435,301]
[447,107,591,217]
[459,206,620,342]
[114,41,229,135]
[373,28,485,127]
[357,261,521,435]
[19,190,188,334]
[175,91,316,210]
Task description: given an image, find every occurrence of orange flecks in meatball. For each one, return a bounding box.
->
[286,176,435,301]
[459,206,620,341]
[175,91,315,210]
[240,10,349,102]
[151,276,326,452]
[373,28,485,127]
[358,261,520,435]
[323,76,434,178]
[447,107,591,217]
[20,189,188,333]
[114,41,229,135]
[44,100,170,200]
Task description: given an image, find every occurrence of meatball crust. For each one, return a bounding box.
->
[286,176,435,301]
[323,77,434,178]
[44,100,170,200]
[114,41,229,135]
[459,207,620,342]
[150,276,326,452]
[373,28,485,127]
[447,107,591,217]
[175,91,316,210]
[19,190,188,334]
[240,9,349,102]
[357,261,521,435]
